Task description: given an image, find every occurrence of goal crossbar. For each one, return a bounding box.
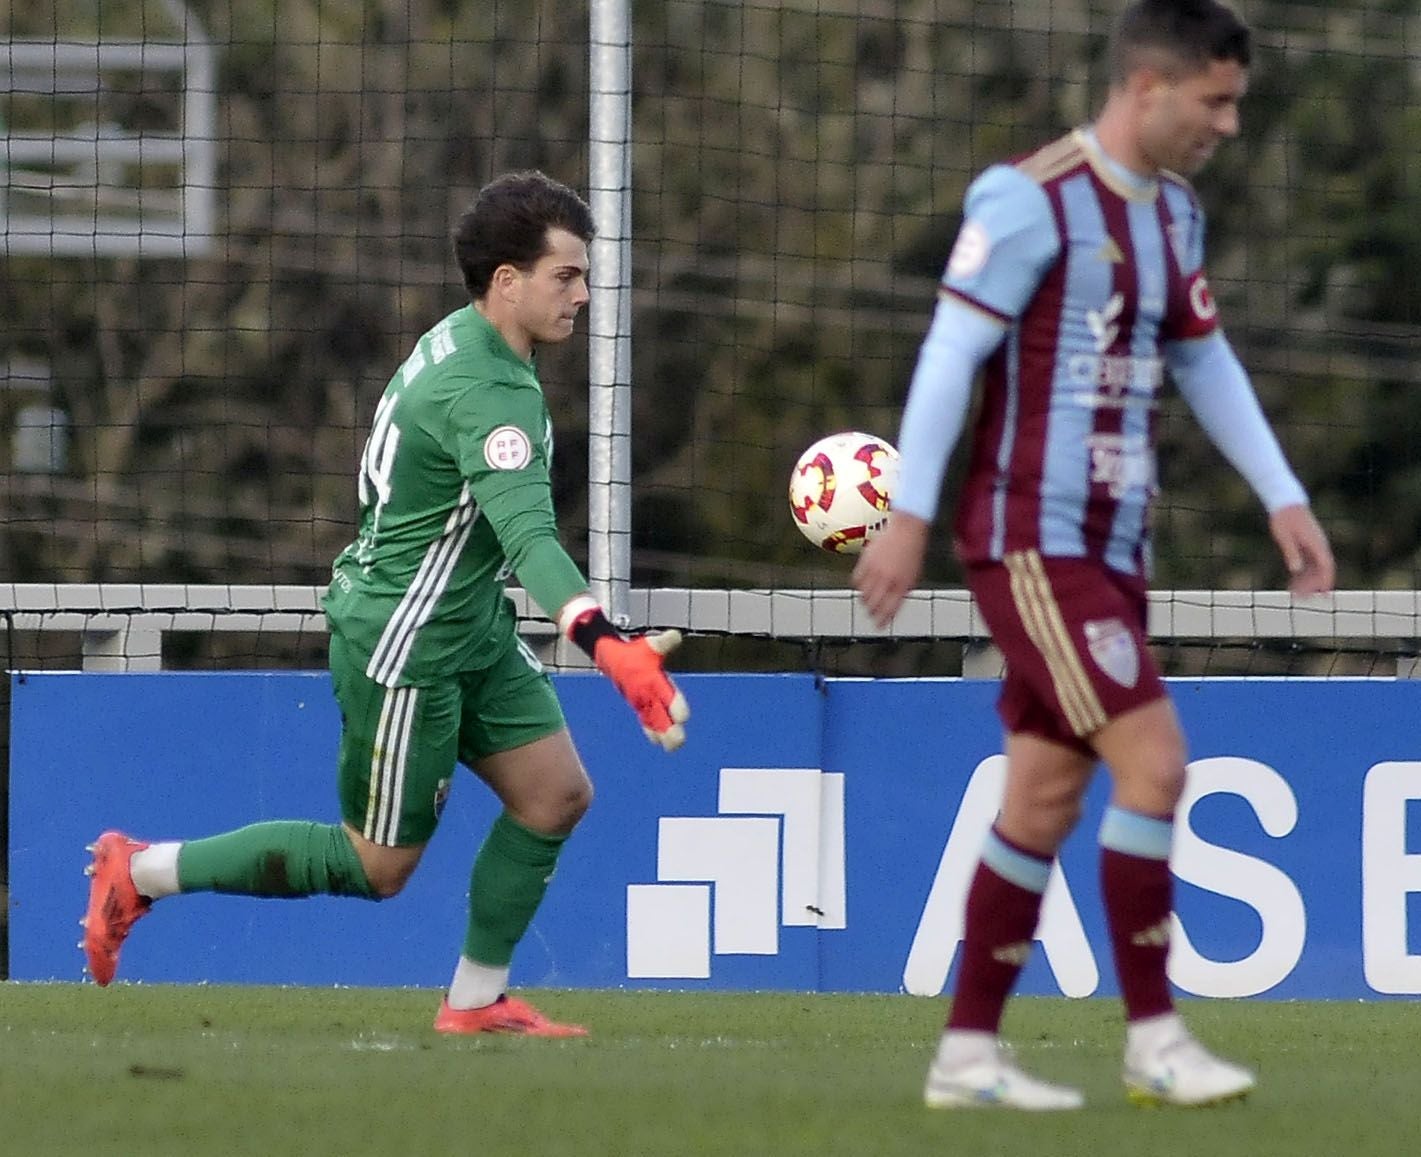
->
[1,585,1417,674]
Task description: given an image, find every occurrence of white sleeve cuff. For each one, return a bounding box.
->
[556,594,601,638]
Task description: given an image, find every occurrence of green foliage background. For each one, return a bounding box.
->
[4,0,1420,591]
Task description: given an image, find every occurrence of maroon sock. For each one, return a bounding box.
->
[1101,846,1174,1021]
[946,849,1048,1033]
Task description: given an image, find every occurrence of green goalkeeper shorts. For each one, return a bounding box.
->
[329,630,566,846]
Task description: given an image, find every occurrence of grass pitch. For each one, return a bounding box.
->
[1,985,1417,1156]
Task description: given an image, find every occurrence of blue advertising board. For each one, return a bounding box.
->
[9,671,1421,998]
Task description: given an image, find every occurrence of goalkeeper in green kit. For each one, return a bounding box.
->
[82,171,690,1036]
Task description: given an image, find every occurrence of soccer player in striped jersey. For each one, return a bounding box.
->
[854,0,1333,1110]
[82,171,689,1036]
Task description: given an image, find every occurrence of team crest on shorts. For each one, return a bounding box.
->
[433,776,452,820]
[1084,617,1139,688]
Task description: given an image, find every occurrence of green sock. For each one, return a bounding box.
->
[463,812,568,966]
[177,821,376,899]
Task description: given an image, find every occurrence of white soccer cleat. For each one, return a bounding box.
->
[1124,1022,1255,1107]
[924,1037,1084,1111]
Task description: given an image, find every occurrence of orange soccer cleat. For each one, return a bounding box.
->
[81,831,153,986]
[433,995,588,1038]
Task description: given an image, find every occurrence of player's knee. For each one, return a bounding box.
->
[363,861,416,900]
[350,843,423,899]
[1025,804,1080,850]
[1147,762,1188,810]
[552,778,594,831]
[525,779,593,835]
[999,791,1080,854]
[1112,760,1187,817]
[1135,748,1189,811]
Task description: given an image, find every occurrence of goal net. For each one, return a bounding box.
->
[3,1,1419,679]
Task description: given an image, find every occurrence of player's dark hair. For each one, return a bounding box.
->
[452,170,596,299]
[1108,0,1251,83]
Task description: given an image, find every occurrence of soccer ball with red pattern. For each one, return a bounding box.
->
[788,431,899,555]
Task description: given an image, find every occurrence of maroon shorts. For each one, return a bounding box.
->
[966,550,1166,754]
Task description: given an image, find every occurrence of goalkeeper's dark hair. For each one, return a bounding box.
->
[1108,0,1251,84]
[452,171,596,300]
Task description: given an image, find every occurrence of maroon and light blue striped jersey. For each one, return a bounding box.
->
[943,129,1220,577]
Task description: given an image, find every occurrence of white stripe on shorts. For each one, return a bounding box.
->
[364,684,417,845]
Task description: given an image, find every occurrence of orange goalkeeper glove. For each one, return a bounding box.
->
[561,598,690,752]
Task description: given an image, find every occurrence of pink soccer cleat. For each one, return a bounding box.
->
[434,995,588,1038]
[81,831,152,986]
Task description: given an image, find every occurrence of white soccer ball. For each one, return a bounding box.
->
[788,431,899,555]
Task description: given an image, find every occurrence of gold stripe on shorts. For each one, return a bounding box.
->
[1004,550,1107,737]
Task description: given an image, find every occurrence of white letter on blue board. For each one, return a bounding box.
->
[902,755,1099,998]
[1169,756,1305,998]
[1362,761,1421,994]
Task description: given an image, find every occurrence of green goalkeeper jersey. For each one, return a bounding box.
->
[323,305,589,687]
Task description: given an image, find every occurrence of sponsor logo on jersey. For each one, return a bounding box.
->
[946,219,991,280]
[1086,432,1154,499]
[484,425,533,470]
[1086,292,1124,352]
[1084,617,1140,689]
[1066,353,1163,399]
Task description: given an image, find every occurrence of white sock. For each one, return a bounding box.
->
[129,842,182,900]
[1126,1011,1184,1057]
[934,1029,997,1066]
[447,957,510,1011]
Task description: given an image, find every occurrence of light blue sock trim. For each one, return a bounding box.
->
[1099,805,1173,861]
[981,830,1051,894]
